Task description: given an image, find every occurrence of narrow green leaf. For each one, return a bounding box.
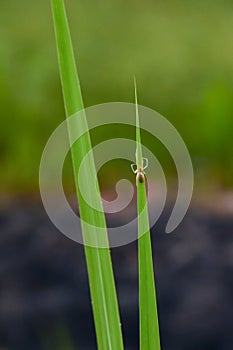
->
[134,77,143,168]
[134,79,161,349]
[50,1,124,349]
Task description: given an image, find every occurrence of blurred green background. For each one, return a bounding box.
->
[1,0,233,193]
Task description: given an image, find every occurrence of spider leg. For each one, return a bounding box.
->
[142,157,148,169]
[131,163,137,174]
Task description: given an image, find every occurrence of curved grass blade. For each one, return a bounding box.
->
[50,1,124,349]
[134,79,161,349]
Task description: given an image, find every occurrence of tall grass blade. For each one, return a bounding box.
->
[134,79,161,349]
[50,1,124,349]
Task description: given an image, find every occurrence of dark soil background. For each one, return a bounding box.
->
[0,196,232,350]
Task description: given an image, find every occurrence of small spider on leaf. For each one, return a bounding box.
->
[131,157,148,183]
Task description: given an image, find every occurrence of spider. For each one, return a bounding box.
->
[131,157,148,183]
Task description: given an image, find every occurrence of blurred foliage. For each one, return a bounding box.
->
[0,0,233,192]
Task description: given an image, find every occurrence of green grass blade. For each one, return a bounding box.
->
[134,80,161,349]
[51,1,124,349]
[134,77,143,168]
